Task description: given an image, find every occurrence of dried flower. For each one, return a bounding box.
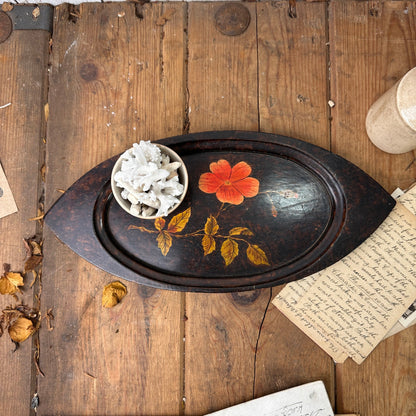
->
[0,304,40,344]
[8,317,35,343]
[0,264,24,297]
[102,281,127,308]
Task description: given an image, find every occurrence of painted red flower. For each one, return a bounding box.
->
[199,160,259,205]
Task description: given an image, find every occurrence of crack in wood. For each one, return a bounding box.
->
[252,288,272,399]
[183,3,190,135]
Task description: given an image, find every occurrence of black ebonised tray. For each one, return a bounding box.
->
[45,131,395,292]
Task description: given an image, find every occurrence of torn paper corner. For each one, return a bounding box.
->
[0,163,18,219]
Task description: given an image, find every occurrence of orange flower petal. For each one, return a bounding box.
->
[230,161,252,182]
[233,177,259,198]
[216,185,245,205]
[199,172,223,194]
[209,160,232,181]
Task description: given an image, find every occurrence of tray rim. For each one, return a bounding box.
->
[45,130,396,292]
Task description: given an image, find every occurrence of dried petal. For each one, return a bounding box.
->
[102,281,127,308]
[0,272,24,295]
[8,317,35,343]
[24,255,42,274]
[30,241,42,256]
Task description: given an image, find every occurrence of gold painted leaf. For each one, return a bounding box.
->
[204,215,219,236]
[167,207,191,233]
[102,281,127,308]
[154,217,166,231]
[247,244,270,266]
[8,317,35,343]
[229,227,253,236]
[157,231,173,256]
[221,239,239,266]
[0,272,24,295]
[202,235,216,256]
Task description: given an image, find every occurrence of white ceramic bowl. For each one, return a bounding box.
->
[111,144,188,219]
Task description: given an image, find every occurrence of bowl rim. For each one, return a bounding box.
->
[110,143,189,220]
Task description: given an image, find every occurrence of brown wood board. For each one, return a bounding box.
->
[0,30,49,416]
[255,2,336,403]
[258,1,330,149]
[329,2,416,415]
[330,0,416,192]
[39,3,185,415]
[185,4,262,412]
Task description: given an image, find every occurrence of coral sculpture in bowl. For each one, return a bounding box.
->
[111,141,188,219]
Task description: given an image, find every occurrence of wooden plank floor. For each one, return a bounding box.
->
[0,2,415,415]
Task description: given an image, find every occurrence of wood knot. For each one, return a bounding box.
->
[137,285,156,299]
[80,63,98,81]
[230,290,261,306]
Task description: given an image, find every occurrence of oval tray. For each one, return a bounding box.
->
[45,131,395,292]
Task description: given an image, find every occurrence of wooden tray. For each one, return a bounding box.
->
[45,131,395,292]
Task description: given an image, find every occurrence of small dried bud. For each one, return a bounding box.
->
[8,317,35,343]
[102,281,127,308]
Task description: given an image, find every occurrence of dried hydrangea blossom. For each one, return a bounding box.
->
[114,141,184,217]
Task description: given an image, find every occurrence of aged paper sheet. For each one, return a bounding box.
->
[205,381,334,416]
[0,163,18,219]
[398,183,416,214]
[274,201,416,364]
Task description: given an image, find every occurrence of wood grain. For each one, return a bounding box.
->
[258,1,330,148]
[40,3,185,414]
[255,1,335,404]
[0,2,414,415]
[0,30,49,416]
[188,2,258,133]
[185,3,267,414]
[330,2,416,415]
[330,0,416,192]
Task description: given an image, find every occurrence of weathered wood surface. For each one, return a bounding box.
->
[185,4,263,413]
[255,0,335,404]
[0,2,415,416]
[330,0,416,192]
[258,1,330,149]
[0,29,50,416]
[329,2,416,415]
[39,3,185,415]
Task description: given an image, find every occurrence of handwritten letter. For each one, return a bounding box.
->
[398,183,416,214]
[273,202,416,364]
